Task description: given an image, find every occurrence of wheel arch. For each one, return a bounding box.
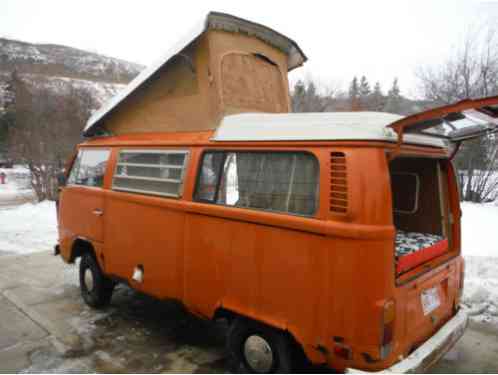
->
[70,237,97,263]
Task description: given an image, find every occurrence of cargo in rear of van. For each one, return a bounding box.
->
[389,157,452,275]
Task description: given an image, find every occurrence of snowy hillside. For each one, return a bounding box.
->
[17,72,127,108]
[0,38,142,83]
[0,37,144,116]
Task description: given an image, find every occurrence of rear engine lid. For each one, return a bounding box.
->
[400,260,459,354]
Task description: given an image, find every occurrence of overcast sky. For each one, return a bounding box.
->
[2,0,498,97]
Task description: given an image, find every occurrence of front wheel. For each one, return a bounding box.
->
[79,252,114,308]
[227,318,294,373]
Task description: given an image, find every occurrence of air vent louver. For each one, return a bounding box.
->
[330,152,348,213]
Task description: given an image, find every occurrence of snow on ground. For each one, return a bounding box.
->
[460,202,498,325]
[0,166,34,203]
[0,166,54,254]
[0,200,57,254]
[461,202,498,257]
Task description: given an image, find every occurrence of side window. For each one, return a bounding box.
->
[195,151,319,216]
[112,149,189,198]
[67,149,110,187]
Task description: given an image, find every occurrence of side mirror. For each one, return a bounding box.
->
[57,172,66,187]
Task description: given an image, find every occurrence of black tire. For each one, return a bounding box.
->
[227,318,294,373]
[79,252,114,308]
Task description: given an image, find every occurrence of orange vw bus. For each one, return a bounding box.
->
[55,12,498,374]
[56,96,498,373]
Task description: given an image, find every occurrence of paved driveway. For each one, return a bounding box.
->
[0,251,497,373]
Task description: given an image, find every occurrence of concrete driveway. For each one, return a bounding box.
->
[0,251,498,373]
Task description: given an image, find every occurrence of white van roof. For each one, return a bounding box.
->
[212,112,446,147]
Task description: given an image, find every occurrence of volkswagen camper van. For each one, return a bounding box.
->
[55,11,498,373]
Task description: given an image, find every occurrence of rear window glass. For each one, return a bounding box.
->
[67,149,110,187]
[195,151,319,216]
[112,149,189,198]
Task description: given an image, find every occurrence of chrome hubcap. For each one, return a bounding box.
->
[84,268,94,292]
[243,335,274,373]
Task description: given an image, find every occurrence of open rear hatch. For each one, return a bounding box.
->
[390,158,451,275]
[384,97,498,352]
[388,95,498,276]
[388,95,498,152]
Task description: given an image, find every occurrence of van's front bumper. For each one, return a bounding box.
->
[346,309,468,373]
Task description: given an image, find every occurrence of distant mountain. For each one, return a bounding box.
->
[0,38,142,83]
[0,37,144,113]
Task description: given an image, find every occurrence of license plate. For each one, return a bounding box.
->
[421,287,440,315]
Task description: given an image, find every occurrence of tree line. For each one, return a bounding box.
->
[291,76,410,114]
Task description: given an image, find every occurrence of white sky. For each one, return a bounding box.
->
[1,0,498,98]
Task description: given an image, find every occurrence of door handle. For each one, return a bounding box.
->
[92,209,104,216]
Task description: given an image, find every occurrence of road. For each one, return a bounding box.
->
[0,250,498,373]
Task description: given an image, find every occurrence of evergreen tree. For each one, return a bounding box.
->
[348,76,360,111]
[383,78,403,114]
[387,78,400,98]
[307,81,317,100]
[370,81,385,111]
[358,76,371,97]
[291,80,306,112]
[373,81,382,96]
[358,76,371,110]
[291,80,326,112]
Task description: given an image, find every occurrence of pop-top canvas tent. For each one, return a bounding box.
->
[83,12,307,137]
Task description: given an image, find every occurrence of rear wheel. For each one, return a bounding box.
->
[227,318,294,373]
[79,252,114,308]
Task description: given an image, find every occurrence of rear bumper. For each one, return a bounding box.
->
[346,309,468,373]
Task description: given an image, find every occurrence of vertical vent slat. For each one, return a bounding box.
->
[330,152,348,213]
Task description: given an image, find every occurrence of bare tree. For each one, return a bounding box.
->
[456,136,498,202]
[416,26,498,202]
[7,74,95,201]
[417,29,498,104]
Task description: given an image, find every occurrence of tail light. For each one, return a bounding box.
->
[333,344,352,360]
[380,300,395,359]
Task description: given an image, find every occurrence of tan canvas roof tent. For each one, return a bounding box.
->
[83,12,307,137]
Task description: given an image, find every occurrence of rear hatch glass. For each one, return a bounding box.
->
[388,96,498,143]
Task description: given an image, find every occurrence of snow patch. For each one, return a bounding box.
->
[0,200,57,254]
[458,202,498,325]
[461,202,498,257]
[0,167,33,201]
[461,255,498,325]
